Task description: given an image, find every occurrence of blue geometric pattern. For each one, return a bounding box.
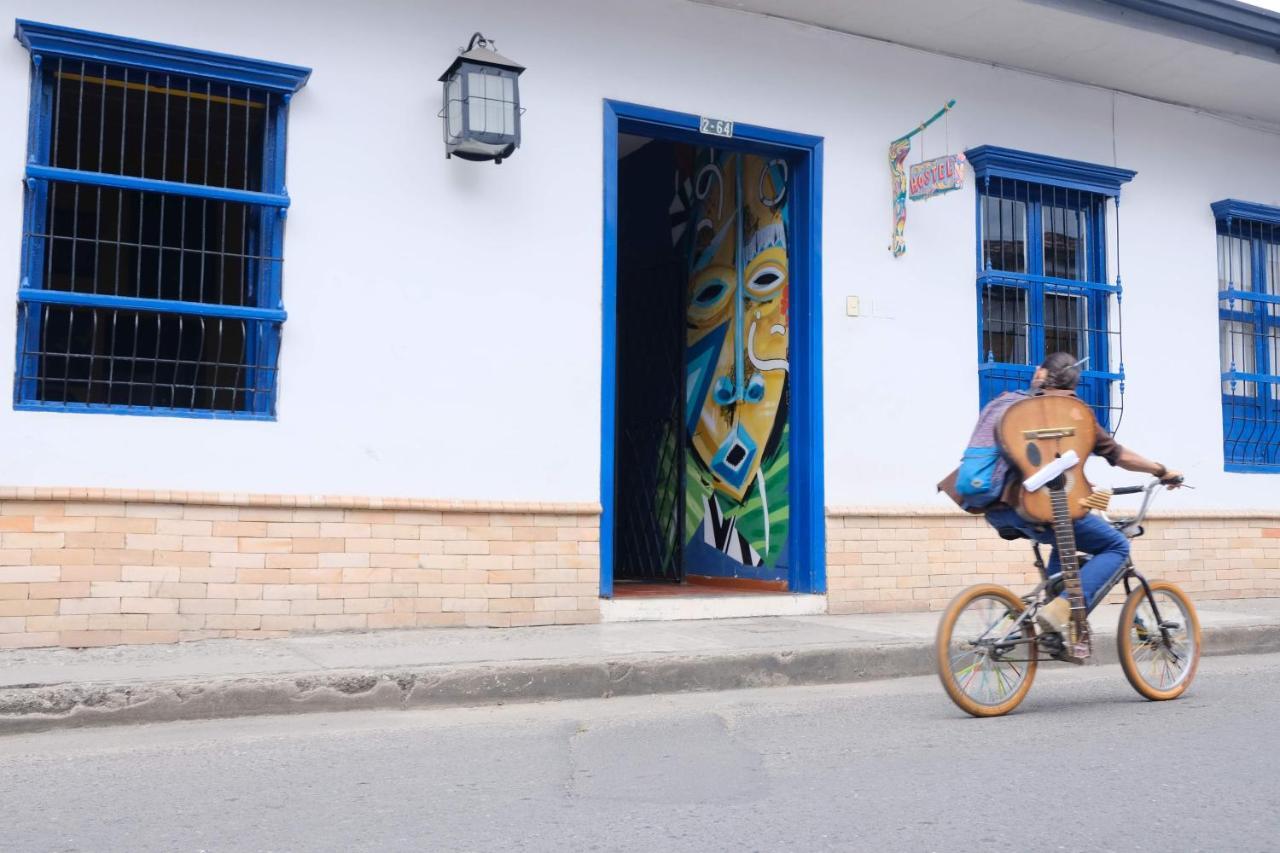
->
[685,322,727,435]
[710,424,757,491]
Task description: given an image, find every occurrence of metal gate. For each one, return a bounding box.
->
[612,137,686,583]
[613,255,685,583]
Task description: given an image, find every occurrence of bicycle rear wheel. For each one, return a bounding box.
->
[936,584,1037,717]
[1117,580,1201,701]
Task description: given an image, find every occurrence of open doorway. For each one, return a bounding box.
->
[601,102,825,603]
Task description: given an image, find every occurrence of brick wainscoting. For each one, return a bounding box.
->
[0,490,600,649]
[1,490,1276,648]
[827,507,1280,614]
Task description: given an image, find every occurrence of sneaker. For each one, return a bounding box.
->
[1036,596,1071,636]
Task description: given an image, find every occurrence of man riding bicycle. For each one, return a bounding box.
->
[946,352,1183,643]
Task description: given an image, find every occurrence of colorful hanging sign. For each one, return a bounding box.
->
[888,138,911,257]
[909,153,967,201]
[888,99,956,257]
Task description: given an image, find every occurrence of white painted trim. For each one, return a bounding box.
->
[600,593,828,623]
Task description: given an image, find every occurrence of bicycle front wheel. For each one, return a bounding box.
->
[936,584,1037,717]
[1117,580,1201,701]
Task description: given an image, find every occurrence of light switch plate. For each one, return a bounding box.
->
[846,296,860,317]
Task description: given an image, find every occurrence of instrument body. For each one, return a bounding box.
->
[997,393,1099,660]
[996,394,1096,524]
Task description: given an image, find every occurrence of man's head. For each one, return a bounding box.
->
[1033,352,1083,391]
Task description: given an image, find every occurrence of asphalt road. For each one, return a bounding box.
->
[1,654,1278,853]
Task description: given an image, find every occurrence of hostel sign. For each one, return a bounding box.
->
[888,99,957,256]
[909,153,966,201]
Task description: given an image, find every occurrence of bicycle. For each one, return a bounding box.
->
[935,478,1201,717]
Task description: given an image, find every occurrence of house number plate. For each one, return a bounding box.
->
[699,117,734,138]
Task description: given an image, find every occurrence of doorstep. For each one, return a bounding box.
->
[600,593,828,622]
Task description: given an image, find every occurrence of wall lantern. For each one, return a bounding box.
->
[439,32,525,164]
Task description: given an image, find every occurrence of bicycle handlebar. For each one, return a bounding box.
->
[1109,476,1187,532]
[1113,476,1184,497]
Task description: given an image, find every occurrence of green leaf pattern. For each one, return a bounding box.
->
[684,424,790,568]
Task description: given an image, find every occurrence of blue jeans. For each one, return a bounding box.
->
[985,507,1131,609]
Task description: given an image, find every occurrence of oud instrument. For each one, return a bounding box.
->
[997,393,1102,662]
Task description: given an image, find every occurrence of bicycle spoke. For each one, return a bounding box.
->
[1128,591,1195,693]
[960,661,981,693]
[946,594,1031,707]
[992,662,1008,699]
[952,656,979,678]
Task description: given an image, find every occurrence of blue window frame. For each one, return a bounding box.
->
[966,146,1135,429]
[1212,199,1280,472]
[13,21,310,419]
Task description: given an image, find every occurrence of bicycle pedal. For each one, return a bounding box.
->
[1037,632,1068,660]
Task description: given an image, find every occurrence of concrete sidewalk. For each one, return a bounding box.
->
[3,597,1279,733]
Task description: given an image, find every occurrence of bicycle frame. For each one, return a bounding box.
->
[984,480,1178,656]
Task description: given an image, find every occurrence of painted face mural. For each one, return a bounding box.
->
[678,149,791,573]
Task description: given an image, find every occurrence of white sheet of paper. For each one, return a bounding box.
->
[1024,449,1080,492]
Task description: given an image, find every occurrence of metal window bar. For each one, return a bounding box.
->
[1217,216,1280,470]
[977,176,1124,430]
[16,57,286,418]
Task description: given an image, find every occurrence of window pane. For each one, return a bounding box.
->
[1218,234,1252,292]
[1044,292,1088,361]
[1266,242,1278,318]
[1042,204,1088,281]
[1269,328,1279,401]
[981,196,1026,273]
[1220,319,1256,397]
[48,59,269,192]
[40,181,268,306]
[981,284,1028,364]
[16,302,275,413]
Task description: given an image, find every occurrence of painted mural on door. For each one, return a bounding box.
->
[674,149,791,579]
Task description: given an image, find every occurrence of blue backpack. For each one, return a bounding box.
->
[956,391,1026,511]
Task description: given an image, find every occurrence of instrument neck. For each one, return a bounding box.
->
[1049,489,1078,557]
[1049,486,1085,610]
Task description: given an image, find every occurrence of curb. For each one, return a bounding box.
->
[2,624,1277,735]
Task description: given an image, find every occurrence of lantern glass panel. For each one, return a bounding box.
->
[466,69,516,139]
[446,74,463,142]
[502,75,516,135]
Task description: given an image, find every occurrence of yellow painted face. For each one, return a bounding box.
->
[686,153,789,503]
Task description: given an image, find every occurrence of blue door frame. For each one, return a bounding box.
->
[600,99,825,597]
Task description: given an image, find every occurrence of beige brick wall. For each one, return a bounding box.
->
[0,490,600,649]
[1,488,1275,648]
[827,507,1280,614]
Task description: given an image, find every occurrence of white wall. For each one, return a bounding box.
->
[0,0,1277,509]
